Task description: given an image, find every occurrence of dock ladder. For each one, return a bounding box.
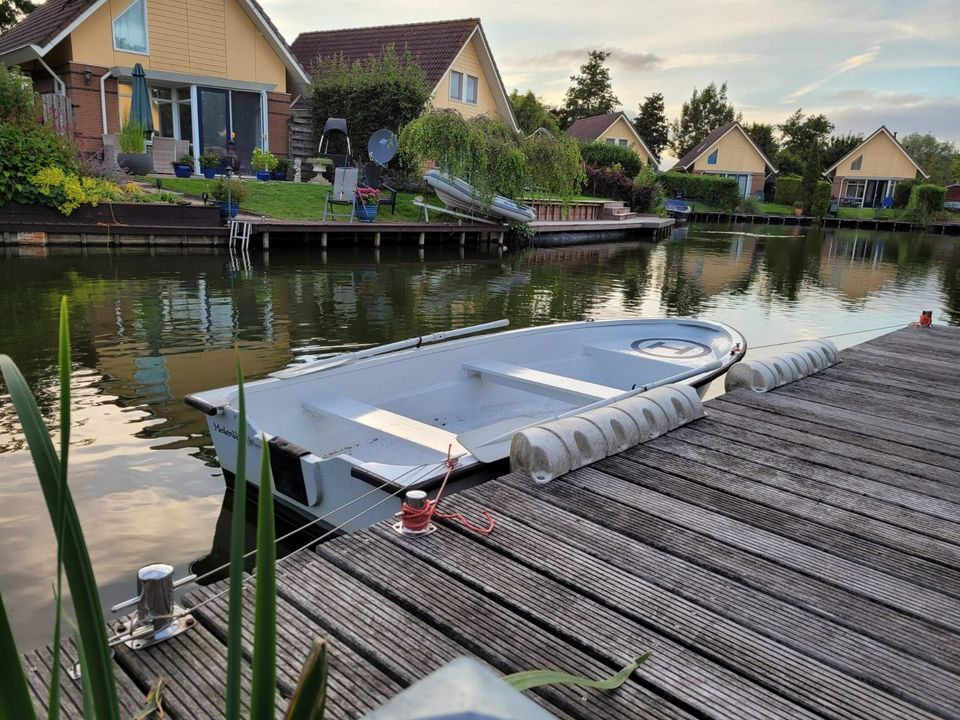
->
[228,219,252,249]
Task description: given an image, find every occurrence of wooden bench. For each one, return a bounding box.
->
[463,359,621,404]
[303,394,464,455]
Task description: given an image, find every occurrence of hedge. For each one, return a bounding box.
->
[773,176,802,206]
[659,172,740,212]
[579,142,644,178]
[810,180,831,218]
[893,179,919,208]
[905,183,946,225]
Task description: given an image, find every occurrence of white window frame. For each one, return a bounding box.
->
[449,70,463,101]
[465,74,478,105]
[112,0,150,56]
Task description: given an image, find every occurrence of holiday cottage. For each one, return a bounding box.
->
[291,18,518,132]
[564,112,658,167]
[671,121,777,198]
[0,0,307,173]
[823,127,928,208]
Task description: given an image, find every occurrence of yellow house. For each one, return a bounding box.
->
[824,126,928,208]
[564,112,657,166]
[0,0,308,171]
[672,121,777,197]
[291,18,518,132]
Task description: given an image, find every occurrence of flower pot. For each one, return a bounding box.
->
[256,170,271,181]
[202,167,217,179]
[117,152,152,176]
[214,200,239,219]
[173,163,192,178]
[273,169,286,181]
[356,204,379,222]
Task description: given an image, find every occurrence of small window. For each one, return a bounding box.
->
[465,75,478,104]
[707,149,719,165]
[113,0,148,54]
[850,154,863,171]
[618,139,628,147]
[605,138,617,145]
[449,71,463,101]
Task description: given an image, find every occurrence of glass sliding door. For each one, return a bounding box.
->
[197,88,264,173]
[199,88,229,161]
[230,91,262,174]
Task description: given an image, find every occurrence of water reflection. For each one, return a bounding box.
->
[1,225,958,649]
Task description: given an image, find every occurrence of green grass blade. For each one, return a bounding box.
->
[225,357,247,720]
[131,678,166,720]
[283,639,328,720]
[48,297,71,720]
[250,438,276,720]
[503,652,651,693]
[0,591,38,720]
[0,352,120,720]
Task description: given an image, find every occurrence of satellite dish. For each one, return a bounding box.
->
[368,129,398,165]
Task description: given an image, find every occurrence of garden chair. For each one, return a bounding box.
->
[361,161,397,215]
[322,167,358,222]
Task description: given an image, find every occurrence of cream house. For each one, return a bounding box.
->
[292,18,518,131]
[824,126,928,208]
[564,112,658,166]
[0,0,307,172]
[672,121,777,198]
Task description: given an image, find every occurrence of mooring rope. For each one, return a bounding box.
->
[746,321,910,351]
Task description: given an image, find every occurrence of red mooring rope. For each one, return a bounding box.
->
[399,446,495,535]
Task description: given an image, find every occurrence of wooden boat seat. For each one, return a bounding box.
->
[303,394,465,454]
[463,359,621,404]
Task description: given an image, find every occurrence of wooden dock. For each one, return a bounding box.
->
[25,324,960,718]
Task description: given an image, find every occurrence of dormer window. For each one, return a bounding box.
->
[851,154,863,171]
[113,0,148,54]
[707,149,718,165]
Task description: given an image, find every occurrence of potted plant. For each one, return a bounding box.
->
[251,147,278,181]
[210,176,249,219]
[793,200,805,217]
[116,120,152,176]
[199,150,220,179]
[171,153,194,178]
[273,157,289,181]
[356,186,380,222]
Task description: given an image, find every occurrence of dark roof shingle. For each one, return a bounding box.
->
[0,0,94,56]
[673,120,776,172]
[291,18,478,85]
[563,112,622,142]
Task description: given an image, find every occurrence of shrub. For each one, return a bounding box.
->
[631,163,663,213]
[210,176,250,204]
[0,65,38,124]
[79,149,126,184]
[773,176,803,205]
[905,183,946,226]
[0,122,78,203]
[199,150,220,169]
[893,178,919,208]
[579,142,644,178]
[251,147,277,172]
[118,121,146,153]
[659,172,740,212]
[174,153,194,166]
[584,164,633,203]
[311,45,431,162]
[521,132,585,201]
[738,194,761,213]
[24,166,120,215]
[809,180,832,218]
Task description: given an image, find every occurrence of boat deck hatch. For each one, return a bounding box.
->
[303,394,466,455]
[463,359,622,404]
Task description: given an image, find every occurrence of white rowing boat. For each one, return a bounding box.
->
[424,170,537,223]
[186,318,745,531]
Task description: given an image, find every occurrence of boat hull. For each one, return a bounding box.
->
[189,319,745,532]
[425,170,537,223]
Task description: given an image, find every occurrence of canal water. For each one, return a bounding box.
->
[1,222,958,650]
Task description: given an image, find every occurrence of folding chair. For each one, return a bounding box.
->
[322,167,359,221]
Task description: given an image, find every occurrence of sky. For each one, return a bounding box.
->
[264,0,960,164]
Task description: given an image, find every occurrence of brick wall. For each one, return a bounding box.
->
[58,63,116,154]
[267,92,291,158]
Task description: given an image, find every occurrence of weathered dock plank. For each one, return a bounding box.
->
[24,324,960,719]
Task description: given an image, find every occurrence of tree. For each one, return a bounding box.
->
[310,45,431,161]
[744,122,779,163]
[670,82,740,158]
[559,50,620,128]
[0,0,35,33]
[822,132,864,170]
[778,108,834,155]
[900,132,958,186]
[509,90,560,136]
[800,142,821,209]
[632,92,669,161]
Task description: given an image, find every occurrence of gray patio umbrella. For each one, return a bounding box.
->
[129,63,154,132]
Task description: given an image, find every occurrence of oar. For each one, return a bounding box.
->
[270,319,510,380]
[458,359,723,463]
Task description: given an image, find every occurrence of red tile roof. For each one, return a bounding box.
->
[563,112,622,142]
[291,18,479,86]
[0,0,95,56]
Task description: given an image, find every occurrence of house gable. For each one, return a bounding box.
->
[595,115,656,165]
[825,127,927,180]
[691,125,766,174]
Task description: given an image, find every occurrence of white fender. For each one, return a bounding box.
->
[725,339,840,393]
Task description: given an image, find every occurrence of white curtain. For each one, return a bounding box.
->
[113,0,148,53]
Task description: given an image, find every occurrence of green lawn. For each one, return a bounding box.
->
[837,207,905,220]
[757,202,795,215]
[148,177,428,222]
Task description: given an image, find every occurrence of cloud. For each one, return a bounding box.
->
[510,47,663,72]
[660,52,761,69]
[826,89,928,106]
[785,47,880,102]
[825,98,960,144]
